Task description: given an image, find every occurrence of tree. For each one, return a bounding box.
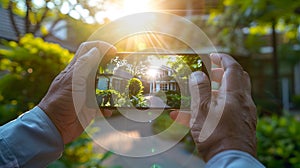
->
[108,55,150,78]
[168,55,202,78]
[208,0,300,106]
[0,0,111,40]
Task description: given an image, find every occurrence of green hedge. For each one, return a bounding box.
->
[48,131,121,168]
[257,115,300,167]
[0,34,73,124]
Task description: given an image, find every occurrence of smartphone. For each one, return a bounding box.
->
[96,51,207,111]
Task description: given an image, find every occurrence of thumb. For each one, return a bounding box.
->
[73,47,100,85]
[72,47,100,127]
[189,71,211,128]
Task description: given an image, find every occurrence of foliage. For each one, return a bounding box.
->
[278,44,300,66]
[48,131,121,168]
[181,114,300,167]
[127,78,143,97]
[292,95,300,108]
[208,0,300,114]
[168,55,201,78]
[208,0,300,55]
[108,56,150,78]
[95,78,148,108]
[96,89,121,107]
[257,115,300,167]
[0,0,110,39]
[155,90,191,109]
[0,34,72,124]
[125,78,147,107]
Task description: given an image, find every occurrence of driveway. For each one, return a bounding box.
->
[90,113,205,168]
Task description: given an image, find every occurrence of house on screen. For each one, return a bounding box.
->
[97,64,183,95]
[146,65,179,94]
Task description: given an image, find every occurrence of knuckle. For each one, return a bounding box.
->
[226,62,242,71]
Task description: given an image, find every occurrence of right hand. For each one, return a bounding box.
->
[170,53,257,162]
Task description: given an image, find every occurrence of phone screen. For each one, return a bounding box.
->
[96,51,207,111]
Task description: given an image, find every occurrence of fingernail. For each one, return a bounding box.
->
[210,52,217,56]
[89,47,99,56]
[210,52,221,58]
[190,71,206,85]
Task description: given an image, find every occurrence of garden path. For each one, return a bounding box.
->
[91,111,205,168]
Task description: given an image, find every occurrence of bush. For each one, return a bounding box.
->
[48,131,121,168]
[257,115,300,167]
[96,89,121,107]
[126,78,147,107]
[154,90,190,109]
[179,114,300,166]
[127,78,143,97]
[0,34,73,124]
[0,35,118,168]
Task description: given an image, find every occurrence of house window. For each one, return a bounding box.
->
[160,83,168,91]
[169,83,174,91]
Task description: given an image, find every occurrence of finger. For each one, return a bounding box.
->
[189,71,211,127]
[73,47,100,83]
[169,110,191,127]
[102,109,113,117]
[67,41,117,72]
[73,48,99,119]
[210,53,244,91]
[211,90,219,101]
[211,68,224,83]
[210,53,242,70]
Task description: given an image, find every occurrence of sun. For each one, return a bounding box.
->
[147,68,158,78]
[122,0,151,12]
[96,0,152,23]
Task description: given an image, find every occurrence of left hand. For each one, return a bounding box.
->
[38,41,116,144]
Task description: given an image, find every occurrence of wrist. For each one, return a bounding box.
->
[198,137,257,162]
[38,105,63,138]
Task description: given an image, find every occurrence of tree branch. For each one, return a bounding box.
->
[33,3,50,35]
[8,1,21,40]
[25,0,31,33]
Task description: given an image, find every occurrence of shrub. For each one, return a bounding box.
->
[0,34,73,124]
[180,114,300,166]
[0,34,119,168]
[126,78,147,107]
[127,78,144,97]
[48,131,121,168]
[154,90,190,109]
[257,115,300,167]
[96,89,121,107]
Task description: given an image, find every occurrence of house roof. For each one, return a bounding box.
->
[0,7,25,41]
[0,7,78,52]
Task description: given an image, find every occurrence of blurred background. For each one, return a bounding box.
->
[0,0,300,167]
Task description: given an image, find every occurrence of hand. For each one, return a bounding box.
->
[170,53,257,162]
[38,41,116,144]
